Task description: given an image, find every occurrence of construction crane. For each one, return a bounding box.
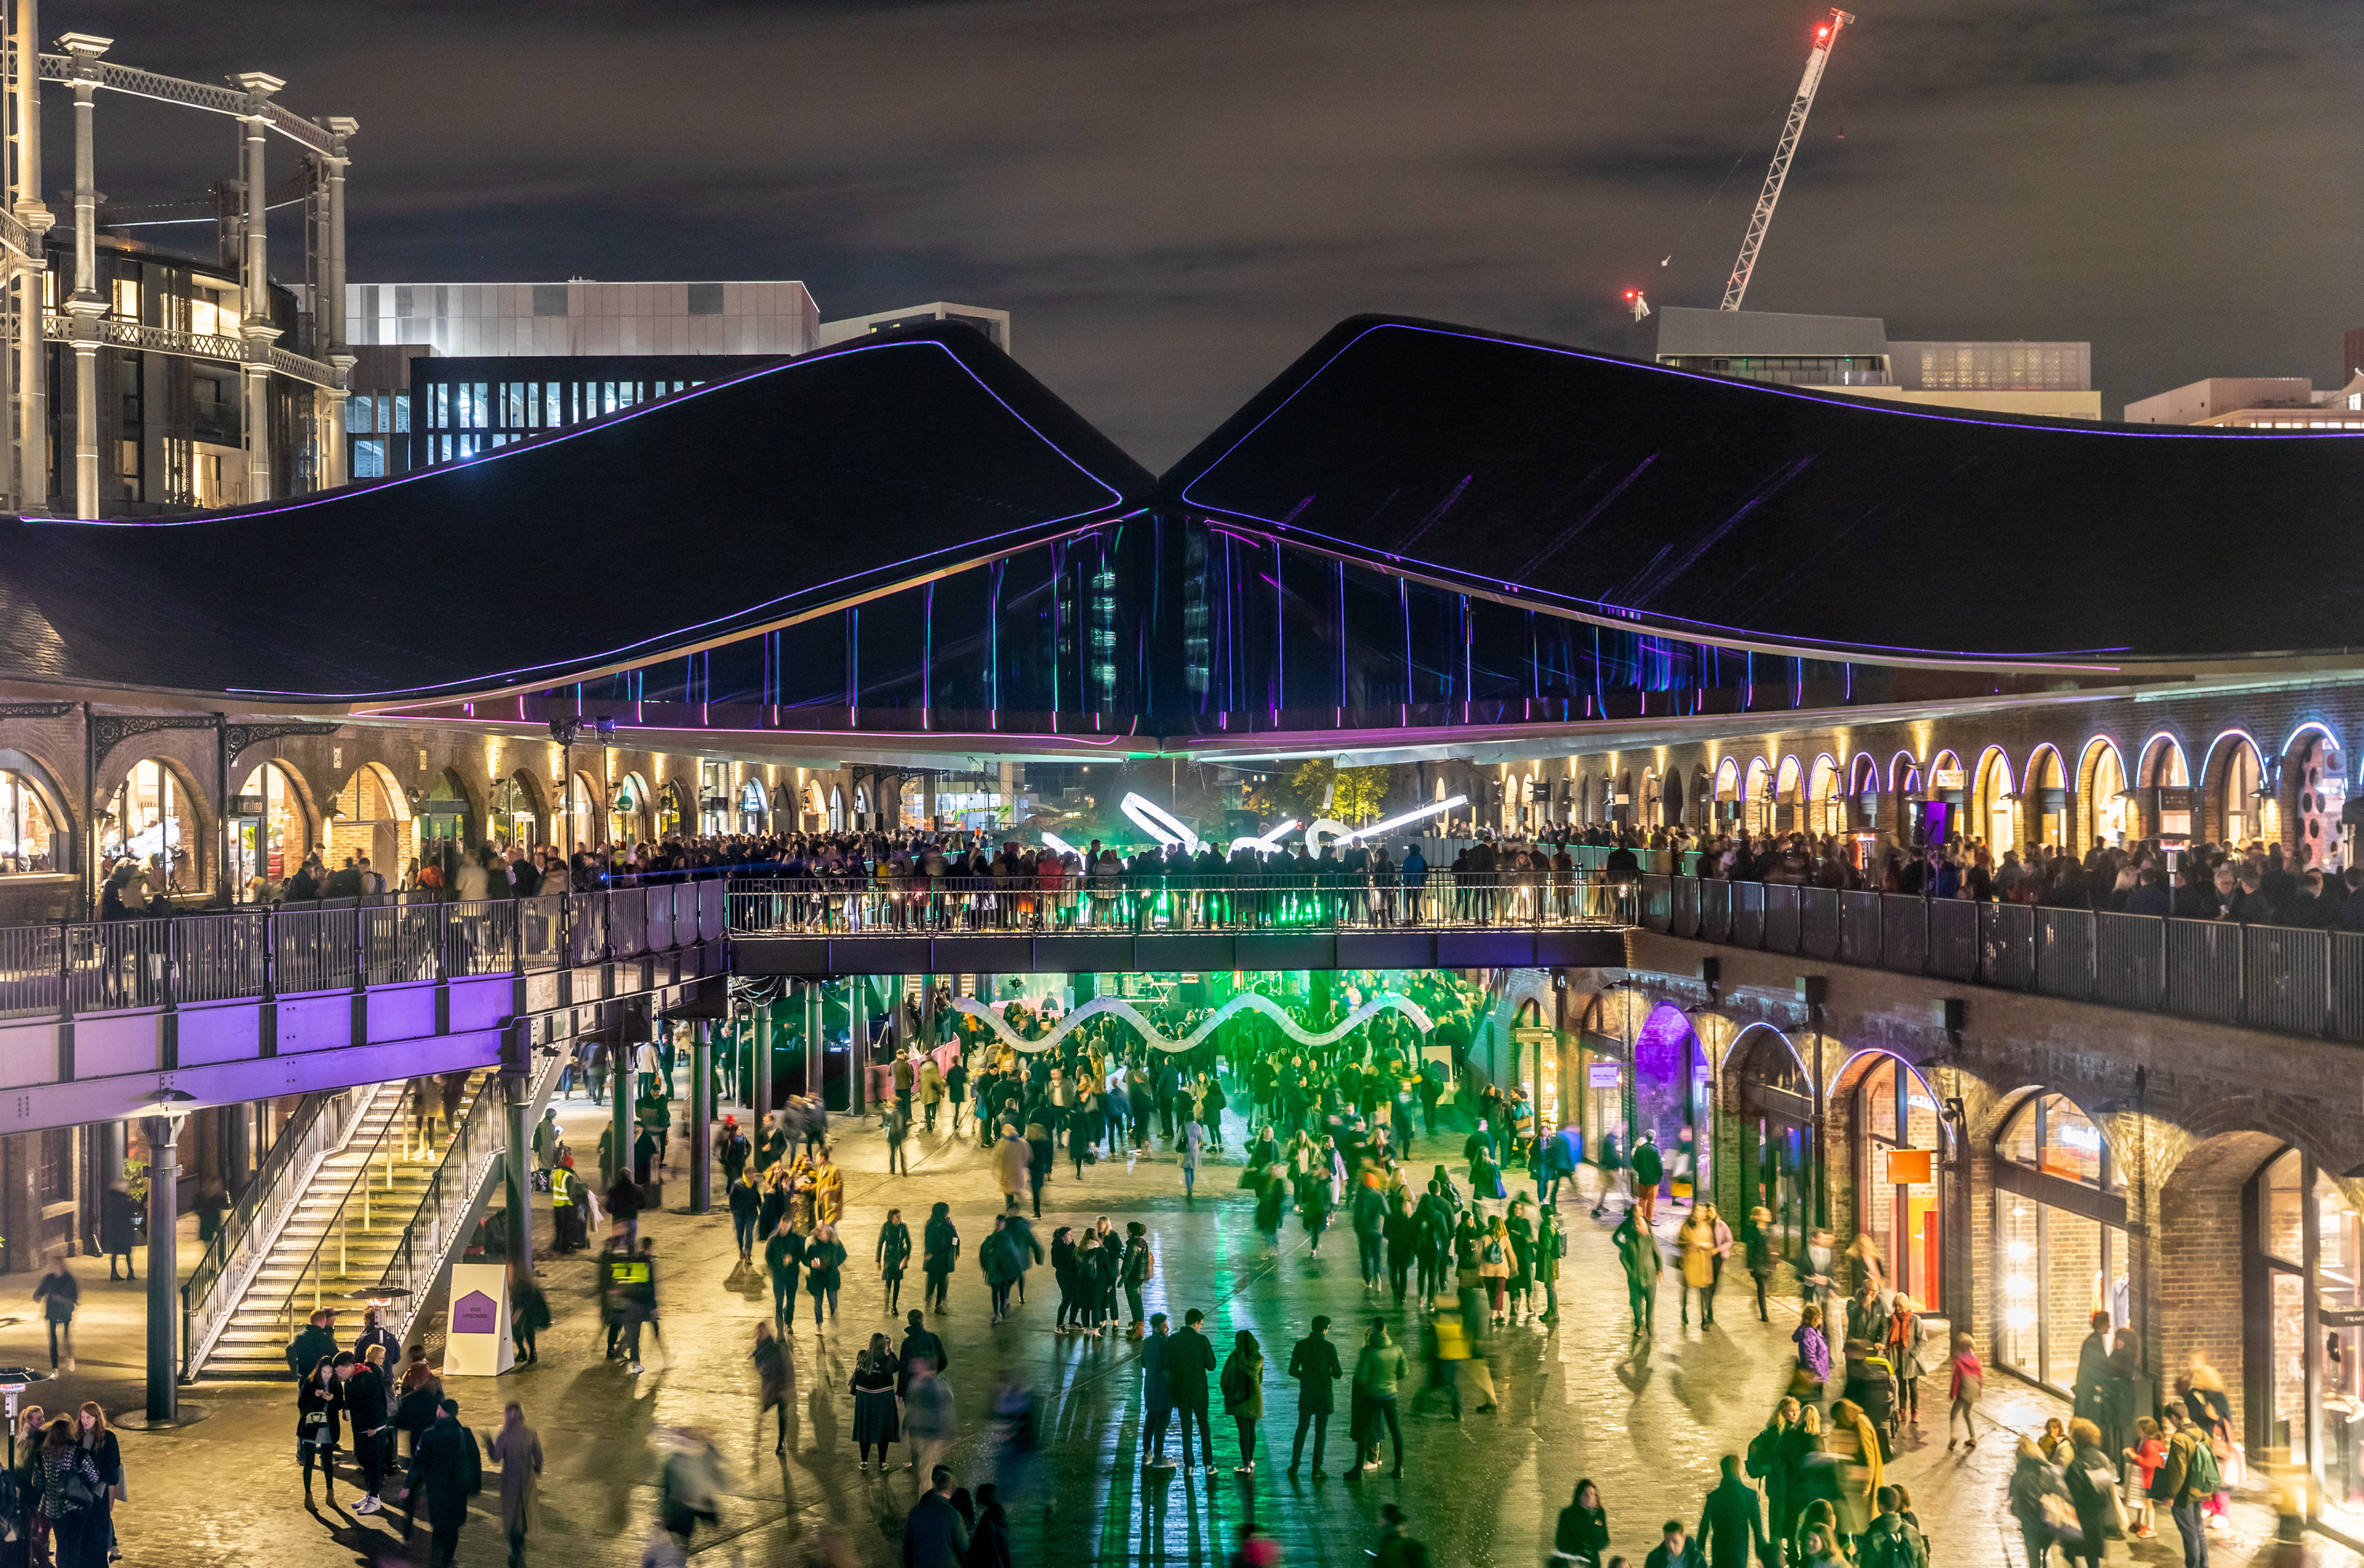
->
[1720,9,1853,311]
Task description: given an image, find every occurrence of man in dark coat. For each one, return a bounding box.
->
[903,1465,970,1567]
[1165,1309,1220,1473]
[897,1308,948,1399]
[99,1181,138,1280]
[286,1307,336,1377]
[402,1397,481,1568]
[1286,1315,1342,1477]
[339,1351,394,1514]
[1694,1455,1769,1568]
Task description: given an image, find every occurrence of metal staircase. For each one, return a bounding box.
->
[193,1072,492,1379]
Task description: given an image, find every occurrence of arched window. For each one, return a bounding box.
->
[1742,758,1771,834]
[0,769,58,875]
[330,762,412,890]
[738,775,769,834]
[230,760,304,897]
[2076,738,2127,853]
[1808,755,1842,835]
[611,771,652,848]
[2206,732,2265,848]
[828,785,845,833]
[108,759,202,894]
[492,771,542,851]
[1973,747,2016,852]
[567,772,600,850]
[1852,1053,1947,1308]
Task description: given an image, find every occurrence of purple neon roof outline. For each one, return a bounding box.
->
[1188,504,2131,666]
[1171,319,2197,663]
[196,341,1140,700]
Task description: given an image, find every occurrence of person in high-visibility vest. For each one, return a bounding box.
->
[548,1160,578,1254]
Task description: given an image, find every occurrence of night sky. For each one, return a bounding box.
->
[64,0,2364,466]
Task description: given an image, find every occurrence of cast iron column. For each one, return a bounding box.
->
[141,1114,180,1421]
[690,1021,713,1213]
[60,35,106,520]
[753,998,773,1121]
[503,1065,531,1273]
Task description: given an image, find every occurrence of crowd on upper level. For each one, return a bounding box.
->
[1566,821,2364,929]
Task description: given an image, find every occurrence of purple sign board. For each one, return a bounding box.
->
[452,1289,499,1336]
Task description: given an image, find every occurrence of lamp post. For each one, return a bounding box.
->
[130,1087,199,1426]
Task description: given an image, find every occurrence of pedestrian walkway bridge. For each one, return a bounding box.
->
[0,884,724,1137]
[723,874,1631,977]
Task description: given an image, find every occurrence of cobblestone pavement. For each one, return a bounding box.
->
[76,1094,2358,1567]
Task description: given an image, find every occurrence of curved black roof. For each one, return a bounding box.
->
[1162,315,2364,664]
[0,322,1149,702]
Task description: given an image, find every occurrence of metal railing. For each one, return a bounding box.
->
[266,1077,426,1348]
[0,882,735,1027]
[378,1045,566,1348]
[1638,872,2364,1042]
[726,871,1626,937]
[182,1083,380,1373]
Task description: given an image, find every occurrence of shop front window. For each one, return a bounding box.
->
[2251,1146,2364,1528]
[106,759,197,894]
[1857,1054,1945,1310]
[738,778,768,835]
[1632,1003,1708,1206]
[492,775,539,852]
[0,770,54,874]
[230,761,304,898]
[1993,1092,2129,1393]
[1734,1027,1812,1269]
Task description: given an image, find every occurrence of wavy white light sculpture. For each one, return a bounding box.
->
[947,989,1434,1056]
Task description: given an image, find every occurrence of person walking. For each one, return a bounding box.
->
[32,1256,77,1372]
[1180,1114,1206,1200]
[1946,1332,1984,1451]
[924,1202,960,1315]
[805,1222,847,1329]
[904,1361,954,1482]
[401,1398,483,1568]
[904,1465,970,1567]
[1615,1208,1661,1342]
[850,1333,901,1473]
[876,1207,913,1316]
[2009,1435,2072,1568]
[886,1102,912,1176]
[1351,1319,1407,1479]
[1221,1328,1264,1474]
[764,1217,805,1332]
[1287,1315,1343,1477]
[510,1263,550,1364]
[1369,1503,1429,1568]
[480,1401,542,1568]
[1556,1480,1611,1566]
[1696,1455,1770,1568]
[981,1216,1021,1324]
[1630,1128,1663,1224]
[727,1169,762,1264]
[1351,1178,1388,1291]
[753,1321,793,1455]
[1745,1207,1777,1323]
[1167,1308,1220,1477]
[2060,1418,2117,1568]
[1384,1191,1418,1304]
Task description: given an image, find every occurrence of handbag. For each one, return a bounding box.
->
[2039,1491,2083,1544]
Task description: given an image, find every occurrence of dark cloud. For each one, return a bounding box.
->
[51,0,2364,465]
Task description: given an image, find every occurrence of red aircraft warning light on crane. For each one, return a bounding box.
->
[1720,8,1853,311]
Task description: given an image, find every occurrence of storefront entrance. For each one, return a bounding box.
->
[1853,1053,1946,1310]
[1732,1026,1813,1268]
[1632,1003,1709,1205]
[2248,1145,2364,1530]
[1993,1092,2129,1394]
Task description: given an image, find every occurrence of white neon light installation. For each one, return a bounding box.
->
[1119,792,1203,853]
[1040,831,1078,858]
[1307,794,1468,854]
[949,990,1434,1056]
[1225,818,1300,857]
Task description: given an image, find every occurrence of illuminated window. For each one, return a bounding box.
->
[110,277,139,320]
[352,440,385,478]
[0,770,54,874]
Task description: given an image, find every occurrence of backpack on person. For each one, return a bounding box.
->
[2186,1434,2222,1496]
[1860,1521,1930,1568]
[1745,1423,1781,1480]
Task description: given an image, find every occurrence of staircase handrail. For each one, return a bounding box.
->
[261,1076,431,1355]
[377,1046,566,1347]
[182,1081,386,1375]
